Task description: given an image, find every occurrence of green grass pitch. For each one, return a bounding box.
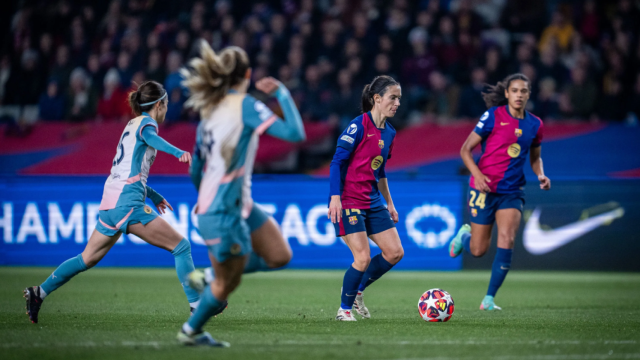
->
[1,267,639,360]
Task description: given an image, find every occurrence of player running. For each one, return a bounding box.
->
[328,75,403,321]
[24,81,200,323]
[176,41,305,346]
[449,73,550,310]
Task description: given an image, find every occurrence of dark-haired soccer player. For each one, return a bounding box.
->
[328,75,403,321]
[449,73,551,311]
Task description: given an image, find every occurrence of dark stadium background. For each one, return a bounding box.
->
[1,0,639,271]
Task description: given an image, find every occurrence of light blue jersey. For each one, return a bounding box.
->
[190,86,305,218]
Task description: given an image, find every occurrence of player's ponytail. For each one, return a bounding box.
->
[482,73,530,108]
[181,40,250,115]
[128,81,166,116]
[361,75,399,113]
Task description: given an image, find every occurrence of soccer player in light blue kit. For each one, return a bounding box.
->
[176,42,305,346]
[24,81,201,323]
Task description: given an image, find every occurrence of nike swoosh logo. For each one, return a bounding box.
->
[500,122,509,126]
[346,294,356,297]
[500,266,510,270]
[523,207,624,255]
[367,134,375,137]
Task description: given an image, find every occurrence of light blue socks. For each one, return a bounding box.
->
[171,239,200,306]
[40,254,88,298]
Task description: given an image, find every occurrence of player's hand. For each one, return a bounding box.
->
[179,152,192,166]
[474,173,491,193]
[328,195,342,224]
[388,205,399,223]
[155,199,173,214]
[255,77,282,96]
[538,175,551,190]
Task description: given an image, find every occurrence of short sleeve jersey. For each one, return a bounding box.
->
[334,112,396,209]
[471,105,544,193]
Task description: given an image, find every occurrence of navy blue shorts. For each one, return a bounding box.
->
[333,207,395,237]
[468,187,525,225]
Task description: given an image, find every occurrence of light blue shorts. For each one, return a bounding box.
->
[246,203,270,232]
[198,212,251,263]
[96,204,158,236]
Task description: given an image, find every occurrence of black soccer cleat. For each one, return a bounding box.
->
[24,286,43,324]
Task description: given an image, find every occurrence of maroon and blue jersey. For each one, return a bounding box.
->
[471,105,544,194]
[330,112,396,209]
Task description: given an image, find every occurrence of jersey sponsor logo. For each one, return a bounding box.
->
[347,124,357,135]
[340,135,354,144]
[480,111,489,121]
[515,128,523,137]
[348,216,358,225]
[523,205,624,255]
[500,122,510,126]
[371,156,384,170]
[144,206,152,214]
[508,143,521,158]
[476,122,485,129]
[378,139,384,149]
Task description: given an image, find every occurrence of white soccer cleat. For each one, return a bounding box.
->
[353,293,370,319]
[335,308,357,321]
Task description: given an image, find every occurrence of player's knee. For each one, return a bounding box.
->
[265,250,292,269]
[384,247,404,265]
[353,253,371,271]
[469,243,488,257]
[497,232,515,249]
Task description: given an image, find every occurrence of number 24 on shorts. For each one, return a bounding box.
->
[469,190,486,209]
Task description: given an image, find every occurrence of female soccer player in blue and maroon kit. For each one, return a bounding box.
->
[449,73,551,310]
[328,75,403,321]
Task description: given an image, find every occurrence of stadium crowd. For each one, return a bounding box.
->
[1,0,640,130]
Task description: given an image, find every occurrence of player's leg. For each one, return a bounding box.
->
[178,213,249,347]
[128,214,200,309]
[337,231,370,321]
[451,189,495,258]
[481,207,520,311]
[24,228,120,323]
[246,216,292,271]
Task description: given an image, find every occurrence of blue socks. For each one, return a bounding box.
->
[340,265,365,309]
[171,239,200,306]
[244,251,271,274]
[40,254,88,297]
[357,254,394,292]
[487,248,513,297]
[462,232,472,254]
[185,284,226,334]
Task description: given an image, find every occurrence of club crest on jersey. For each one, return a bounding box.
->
[378,139,384,149]
[515,128,523,137]
[471,208,478,217]
[230,244,242,255]
[349,216,358,225]
[371,156,384,170]
[144,206,152,214]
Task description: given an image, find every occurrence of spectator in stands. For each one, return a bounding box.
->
[458,67,487,119]
[539,11,575,53]
[86,54,104,94]
[484,46,506,84]
[431,16,460,76]
[330,68,361,128]
[116,51,134,88]
[425,71,459,121]
[38,80,65,121]
[537,45,568,88]
[65,67,97,122]
[96,68,128,121]
[0,56,11,105]
[145,50,165,84]
[598,77,626,122]
[300,65,331,122]
[628,73,640,123]
[563,67,597,119]
[38,33,54,70]
[536,77,560,119]
[165,87,185,123]
[50,46,73,91]
[6,50,43,106]
[578,0,600,46]
[164,51,184,96]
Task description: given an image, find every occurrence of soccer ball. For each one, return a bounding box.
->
[418,288,454,322]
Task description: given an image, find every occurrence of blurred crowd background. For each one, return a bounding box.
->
[1,0,639,133]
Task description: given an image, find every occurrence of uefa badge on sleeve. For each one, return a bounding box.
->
[349,216,358,225]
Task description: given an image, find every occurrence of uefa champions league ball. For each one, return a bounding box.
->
[418,289,454,322]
